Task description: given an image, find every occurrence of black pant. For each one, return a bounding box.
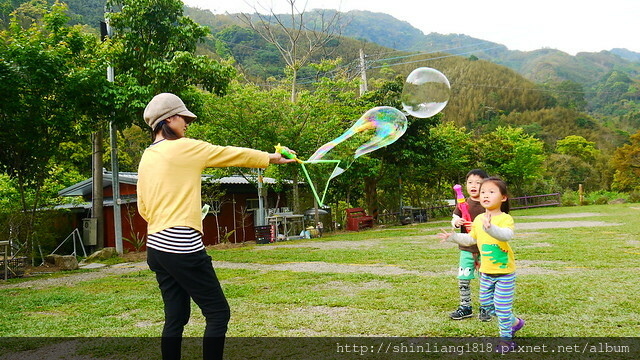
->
[147,248,230,360]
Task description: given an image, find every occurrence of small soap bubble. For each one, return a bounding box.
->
[401,67,450,118]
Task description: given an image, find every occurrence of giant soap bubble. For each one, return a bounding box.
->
[308,106,407,162]
[300,106,407,206]
[401,67,450,118]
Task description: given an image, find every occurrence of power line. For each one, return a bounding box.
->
[452,82,624,95]
[369,41,500,64]
[367,46,504,70]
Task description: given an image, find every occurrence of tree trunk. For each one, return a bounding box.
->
[290,67,297,103]
[292,175,300,213]
[364,176,379,222]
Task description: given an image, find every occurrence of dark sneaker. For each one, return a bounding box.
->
[495,339,517,354]
[478,307,493,322]
[511,318,525,337]
[449,306,473,320]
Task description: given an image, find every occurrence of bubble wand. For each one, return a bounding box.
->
[453,184,472,231]
[274,144,303,164]
[275,144,339,207]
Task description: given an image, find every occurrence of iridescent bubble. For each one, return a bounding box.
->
[308,106,407,162]
[401,67,450,118]
[301,106,408,206]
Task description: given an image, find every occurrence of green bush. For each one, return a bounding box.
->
[561,190,635,206]
[629,191,640,203]
[584,190,628,205]
[561,190,579,206]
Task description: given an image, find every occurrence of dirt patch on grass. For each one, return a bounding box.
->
[515,212,622,229]
[516,260,588,275]
[120,251,147,262]
[516,220,620,230]
[516,212,605,219]
[312,280,393,294]
[251,239,384,250]
[23,263,63,276]
[1,262,148,290]
[519,242,554,248]
[212,260,440,276]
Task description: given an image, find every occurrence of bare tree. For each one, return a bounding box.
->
[236,206,253,243]
[202,181,228,243]
[237,0,344,102]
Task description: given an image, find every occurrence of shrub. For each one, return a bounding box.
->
[629,191,640,203]
[584,190,628,205]
[561,190,579,206]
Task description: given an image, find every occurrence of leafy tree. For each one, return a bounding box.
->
[501,107,622,153]
[0,0,110,257]
[545,154,596,191]
[545,135,606,191]
[591,70,633,110]
[103,125,149,172]
[427,122,475,184]
[477,126,546,195]
[611,130,640,191]
[555,135,600,163]
[63,0,106,27]
[106,0,236,129]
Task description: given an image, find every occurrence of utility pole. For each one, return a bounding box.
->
[102,11,123,254]
[91,130,104,249]
[257,170,265,226]
[359,48,368,96]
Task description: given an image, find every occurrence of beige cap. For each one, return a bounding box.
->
[143,93,197,129]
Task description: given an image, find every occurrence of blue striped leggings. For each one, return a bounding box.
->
[479,272,517,338]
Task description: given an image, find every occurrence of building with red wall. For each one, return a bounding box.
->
[57,171,292,251]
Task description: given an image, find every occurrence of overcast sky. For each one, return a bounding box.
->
[183,0,639,56]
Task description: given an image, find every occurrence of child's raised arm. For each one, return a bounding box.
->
[437,229,477,246]
[483,212,514,242]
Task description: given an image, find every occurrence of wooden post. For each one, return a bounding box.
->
[578,184,584,205]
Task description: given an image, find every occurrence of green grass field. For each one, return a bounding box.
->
[0,203,638,358]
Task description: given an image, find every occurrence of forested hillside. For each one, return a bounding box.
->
[179,8,628,154]
[2,0,638,194]
[10,0,636,138]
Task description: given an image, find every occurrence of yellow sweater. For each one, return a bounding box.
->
[137,138,270,234]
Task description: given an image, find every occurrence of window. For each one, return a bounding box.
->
[246,198,260,211]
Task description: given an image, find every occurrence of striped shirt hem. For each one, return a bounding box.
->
[147,226,205,254]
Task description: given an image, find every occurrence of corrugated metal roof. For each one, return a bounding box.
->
[54,196,138,210]
[206,175,284,185]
